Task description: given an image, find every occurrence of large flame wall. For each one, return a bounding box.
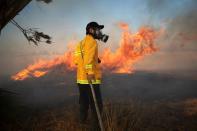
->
[12,23,159,81]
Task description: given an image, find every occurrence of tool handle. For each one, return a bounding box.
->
[89,83,105,131]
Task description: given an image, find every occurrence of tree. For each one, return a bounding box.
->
[0,0,53,45]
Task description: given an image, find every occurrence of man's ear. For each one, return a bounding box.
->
[89,28,94,34]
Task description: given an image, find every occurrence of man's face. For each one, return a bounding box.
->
[89,27,102,39]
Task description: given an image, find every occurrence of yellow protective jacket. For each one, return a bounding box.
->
[74,35,101,84]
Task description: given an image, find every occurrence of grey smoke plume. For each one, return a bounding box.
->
[136,0,197,72]
[147,0,197,49]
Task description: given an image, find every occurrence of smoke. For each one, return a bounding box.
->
[147,0,169,13]
[137,0,197,73]
[147,0,197,49]
[166,6,197,49]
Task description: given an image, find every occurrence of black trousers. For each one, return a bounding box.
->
[78,84,103,125]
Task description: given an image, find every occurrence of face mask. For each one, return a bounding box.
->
[94,28,109,43]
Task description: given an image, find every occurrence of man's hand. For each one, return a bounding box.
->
[87,74,96,83]
[98,58,101,63]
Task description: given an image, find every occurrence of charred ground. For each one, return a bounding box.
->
[0,70,197,130]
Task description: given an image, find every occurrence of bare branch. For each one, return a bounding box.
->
[36,0,53,4]
[10,19,52,46]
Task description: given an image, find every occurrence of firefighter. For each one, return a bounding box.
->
[74,22,108,129]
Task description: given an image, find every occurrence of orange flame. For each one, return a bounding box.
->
[101,22,158,73]
[11,22,159,81]
[11,52,75,81]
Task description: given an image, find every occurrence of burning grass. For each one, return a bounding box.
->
[11,22,160,81]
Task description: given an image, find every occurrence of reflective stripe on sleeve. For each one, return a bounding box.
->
[85,64,93,69]
[74,51,84,56]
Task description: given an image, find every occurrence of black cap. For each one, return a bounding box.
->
[86,22,104,31]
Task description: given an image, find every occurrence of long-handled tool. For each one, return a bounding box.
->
[89,82,104,131]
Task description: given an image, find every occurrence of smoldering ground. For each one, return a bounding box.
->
[1,69,197,108]
[1,69,197,130]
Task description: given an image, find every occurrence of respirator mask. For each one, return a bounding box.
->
[86,22,109,43]
[94,28,109,43]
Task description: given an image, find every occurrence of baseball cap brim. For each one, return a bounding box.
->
[98,25,104,29]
